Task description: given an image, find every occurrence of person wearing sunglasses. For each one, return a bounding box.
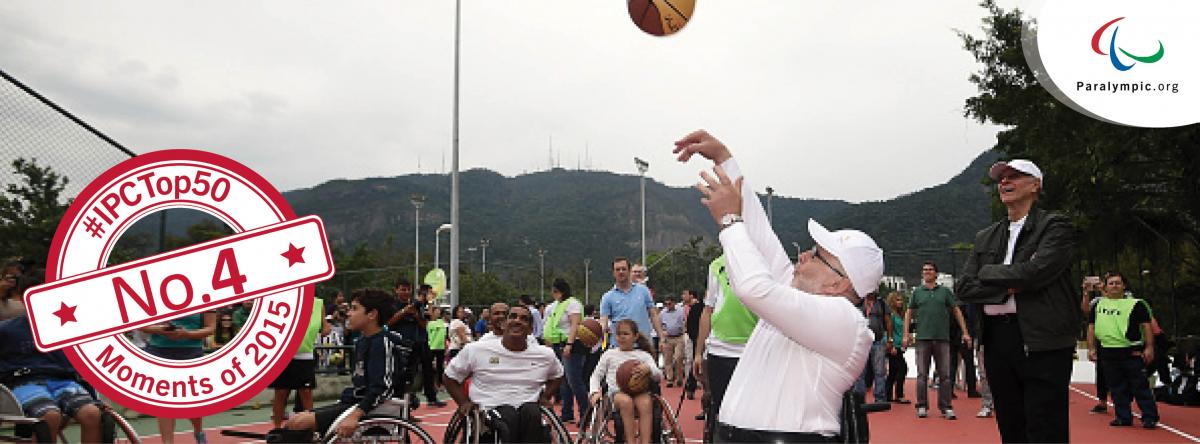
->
[674,130,882,443]
[444,305,564,442]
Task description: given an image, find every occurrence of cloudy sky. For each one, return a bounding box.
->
[1,0,1041,203]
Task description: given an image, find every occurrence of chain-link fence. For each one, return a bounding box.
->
[0,69,135,199]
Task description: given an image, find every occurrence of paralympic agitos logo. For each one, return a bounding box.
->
[1091,17,1164,71]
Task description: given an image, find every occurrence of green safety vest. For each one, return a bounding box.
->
[427,319,447,350]
[543,297,579,344]
[709,255,758,345]
[1094,297,1146,349]
[298,299,324,354]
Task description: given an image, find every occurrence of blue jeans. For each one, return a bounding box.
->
[555,343,589,420]
[854,339,888,402]
[1101,354,1159,423]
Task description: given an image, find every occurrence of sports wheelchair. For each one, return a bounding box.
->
[0,383,140,443]
[442,403,571,444]
[223,396,435,444]
[575,383,684,444]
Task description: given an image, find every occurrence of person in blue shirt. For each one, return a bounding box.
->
[599,257,667,351]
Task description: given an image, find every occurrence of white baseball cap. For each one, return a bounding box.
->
[988,159,1043,182]
[808,219,885,298]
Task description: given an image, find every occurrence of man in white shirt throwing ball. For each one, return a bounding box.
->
[674,129,881,443]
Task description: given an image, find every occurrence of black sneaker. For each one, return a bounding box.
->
[694,412,706,420]
[1143,420,1158,429]
[429,400,447,408]
[1109,419,1132,427]
[1090,403,1108,414]
[967,391,983,398]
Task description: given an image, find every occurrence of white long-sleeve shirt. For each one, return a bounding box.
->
[716,158,873,436]
[588,348,662,395]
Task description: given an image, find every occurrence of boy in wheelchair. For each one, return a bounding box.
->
[0,297,105,443]
[443,305,564,443]
[284,289,413,440]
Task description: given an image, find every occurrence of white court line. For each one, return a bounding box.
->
[1069,385,1199,443]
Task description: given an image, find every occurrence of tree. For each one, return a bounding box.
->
[0,158,70,270]
[959,0,1200,334]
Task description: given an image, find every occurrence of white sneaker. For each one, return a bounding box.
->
[917,407,928,418]
[943,409,957,420]
[977,407,993,418]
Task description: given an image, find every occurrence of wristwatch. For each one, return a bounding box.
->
[719,213,744,229]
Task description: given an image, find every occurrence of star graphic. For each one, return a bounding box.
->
[282,243,306,267]
[53,302,78,325]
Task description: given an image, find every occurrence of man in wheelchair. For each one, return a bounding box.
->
[443,305,563,443]
[0,297,105,443]
[285,289,411,439]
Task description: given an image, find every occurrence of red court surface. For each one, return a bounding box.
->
[136,379,1199,443]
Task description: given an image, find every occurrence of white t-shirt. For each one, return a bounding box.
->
[444,339,563,410]
[479,331,539,347]
[545,299,584,334]
[588,348,662,395]
[704,271,745,358]
[448,319,470,350]
[984,215,1026,315]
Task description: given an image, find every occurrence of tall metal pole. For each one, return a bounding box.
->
[449,0,462,308]
[766,186,774,226]
[435,223,452,270]
[635,157,649,267]
[584,258,591,307]
[411,194,424,283]
[538,249,546,303]
[480,238,489,274]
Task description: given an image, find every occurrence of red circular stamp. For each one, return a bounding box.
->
[25,149,334,418]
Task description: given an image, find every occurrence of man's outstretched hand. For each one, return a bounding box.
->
[674,130,732,164]
[697,165,743,226]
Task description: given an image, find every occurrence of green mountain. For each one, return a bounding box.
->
[124,149,1002,286]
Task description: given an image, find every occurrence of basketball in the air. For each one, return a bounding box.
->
[616,359,651,395]
[578,319,604,348]
[627,0,696,37]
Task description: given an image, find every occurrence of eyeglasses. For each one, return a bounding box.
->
[507,313,533,322]
[811,247,847,279]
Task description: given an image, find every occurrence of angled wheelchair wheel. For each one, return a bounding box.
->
[538,404,572,444]
[652,396,685,444]
[575,397,616,444]
[321,417,435,444]
[100,404,142,444]
[443,408,484,444]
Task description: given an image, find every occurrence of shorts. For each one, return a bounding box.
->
[270,358,318,389]
[10,378,98,419]
[313,402,358,434]
[143,346,205,361]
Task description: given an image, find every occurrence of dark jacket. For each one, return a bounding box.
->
[342,330,411,413]
[0,316,77,383]
[955,208,1080,352]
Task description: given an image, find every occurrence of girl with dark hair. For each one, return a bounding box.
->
[207,312,237,350]
[589,319,661,444]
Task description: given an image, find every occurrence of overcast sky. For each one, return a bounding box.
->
[1,1,1041,203]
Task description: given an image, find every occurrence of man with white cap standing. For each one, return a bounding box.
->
[674,130,881,442]
[955,159,1078,442]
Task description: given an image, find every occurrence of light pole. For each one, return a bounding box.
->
[411,194,425,283]
[634,157,649,267]
[584,258,591,306]
[480,238,490,274]
[449,0,462,308]
[766,186,775,226]
[537,249,547,303]
[434,223,452,270]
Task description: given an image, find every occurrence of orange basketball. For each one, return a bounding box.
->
[627,0,696,37]
[616,359,651,395]
[577,318,604,348]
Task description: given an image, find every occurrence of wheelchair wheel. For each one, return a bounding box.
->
[538,405,571,444]
[323,417,434,444]
[443,408,483,444]
[652,396,685,444]
[100,405,141,444]
[575,398,616,444]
